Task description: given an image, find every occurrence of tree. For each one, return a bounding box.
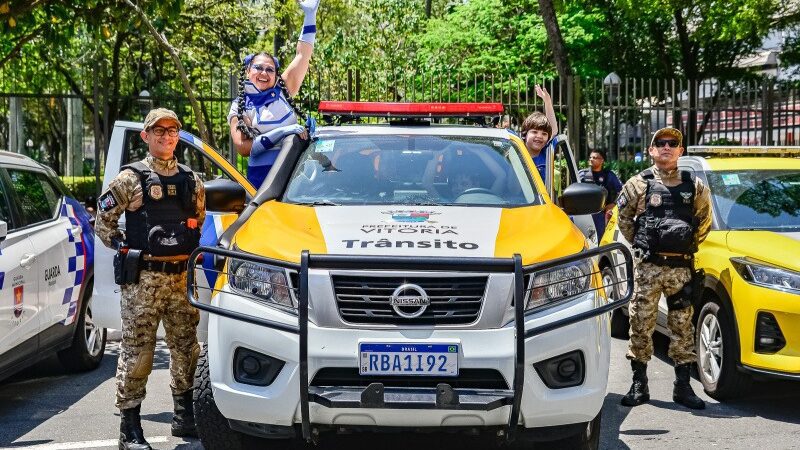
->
[538,0,571,80]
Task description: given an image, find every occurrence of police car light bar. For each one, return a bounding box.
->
[318,101,504,118]
[688,146,800,157]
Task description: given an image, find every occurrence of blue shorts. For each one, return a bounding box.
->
[247,164,273,189]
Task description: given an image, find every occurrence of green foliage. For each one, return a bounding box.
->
[60,175,98,201]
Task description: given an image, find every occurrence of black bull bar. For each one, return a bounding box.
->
[186,243,633,441]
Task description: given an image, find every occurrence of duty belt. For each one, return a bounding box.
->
[139,259,187,274]
[650,253,692,267]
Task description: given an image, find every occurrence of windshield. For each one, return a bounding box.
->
[705,169,800,231]
[283,134,540,207]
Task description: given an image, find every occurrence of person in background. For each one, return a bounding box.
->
[578,150,623,237]
[229,0,320,188]
[520,84,558,182]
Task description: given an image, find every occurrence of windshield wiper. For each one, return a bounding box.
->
[296,200,341,206]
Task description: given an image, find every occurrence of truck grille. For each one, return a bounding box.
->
[332,275,487,325]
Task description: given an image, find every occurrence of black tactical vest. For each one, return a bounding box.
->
[633,169,697,255]
[123,161,200,256]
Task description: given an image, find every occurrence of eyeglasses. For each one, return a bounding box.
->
[250,64,276,74]
[654,139,680,148]
[149,126,179,137]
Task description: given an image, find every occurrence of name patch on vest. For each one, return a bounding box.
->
[167,184,177,196]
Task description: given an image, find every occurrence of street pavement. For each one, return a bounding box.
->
[0,334,798,449]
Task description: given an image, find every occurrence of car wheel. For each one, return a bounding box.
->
[551,412,601,450]
[58,280,107,372]
[696,300,752,400]
[602,266,628,339]
[194,345,246,450]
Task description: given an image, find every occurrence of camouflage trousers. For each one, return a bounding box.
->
[626,262,697,366]
[115,270,200,410]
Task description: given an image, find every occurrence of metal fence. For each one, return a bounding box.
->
[2,66,799,195]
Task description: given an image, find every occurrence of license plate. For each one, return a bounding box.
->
[359,343,459,376]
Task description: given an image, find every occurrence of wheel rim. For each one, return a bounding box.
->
[84,298,104,357]
[602,269,616,299]
[699,312,723,384]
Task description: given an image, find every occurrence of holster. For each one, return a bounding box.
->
[666,267,704,311]
[114,249,143,285]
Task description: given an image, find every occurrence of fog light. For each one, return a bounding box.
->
[557,359,577,378]
[755,312,785,354]
[533,351,585,389]
[233,347,285,386]
[241,356,261,376]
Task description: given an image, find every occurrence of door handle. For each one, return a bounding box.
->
[71,225,82,237]
[20,253,36,267]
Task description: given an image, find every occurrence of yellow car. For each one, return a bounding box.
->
[601,147,800,399]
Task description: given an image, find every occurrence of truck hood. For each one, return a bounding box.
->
[726,231,800,272]
[235,202,586,265]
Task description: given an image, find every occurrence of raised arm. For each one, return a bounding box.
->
[536,84,559,138]
[282,0,320,96]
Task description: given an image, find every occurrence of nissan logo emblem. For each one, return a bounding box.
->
[389,283,430,319]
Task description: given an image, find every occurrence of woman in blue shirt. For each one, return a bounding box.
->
[228,0,319,188]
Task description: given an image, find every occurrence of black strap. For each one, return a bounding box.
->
[641,169,654,180]
[121,160,152,176]
[139,259,187,274]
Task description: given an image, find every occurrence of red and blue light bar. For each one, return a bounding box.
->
[318,101,504,117]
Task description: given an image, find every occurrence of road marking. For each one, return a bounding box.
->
[0,436,169,450]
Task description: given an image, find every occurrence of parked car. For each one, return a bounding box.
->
[0,151,103,382]
[601,146,800,399]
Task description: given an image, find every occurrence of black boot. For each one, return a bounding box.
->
[673,363,705,410]
[171,390,198,437]
[621,360,650,407]
[119,405,152,450]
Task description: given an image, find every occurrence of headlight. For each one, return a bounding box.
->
[731,257,800,294]
[229,259,297,310]
[526,259,594,311]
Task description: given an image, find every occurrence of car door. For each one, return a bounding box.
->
[548,136,599,246]
[0,167,41,367]
[93,123,254,338]
[3,168,78,342]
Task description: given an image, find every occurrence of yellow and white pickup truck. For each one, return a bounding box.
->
[96,102,632,449]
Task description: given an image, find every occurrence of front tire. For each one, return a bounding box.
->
[58,280,107,372]
[550,412,601,450]
[193,345,247,450]
[696,300,752,399]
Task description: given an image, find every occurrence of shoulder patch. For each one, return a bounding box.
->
[98,190,119,212]
[616,192,628,209]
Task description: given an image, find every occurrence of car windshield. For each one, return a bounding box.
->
[282,134,540,206]
[705,169,800,231]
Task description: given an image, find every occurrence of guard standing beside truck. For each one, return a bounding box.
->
[96,108,206,449]
[616,127,711,410]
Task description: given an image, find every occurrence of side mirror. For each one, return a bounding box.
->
[559,182,606,216]
[205,179,247,213]
[0,220,6,243]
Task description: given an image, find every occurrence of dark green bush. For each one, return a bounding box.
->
[60,176,98,201]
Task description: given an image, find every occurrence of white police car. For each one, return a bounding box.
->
[0,151,103,382]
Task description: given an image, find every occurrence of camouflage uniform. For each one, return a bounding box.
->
[97,154,205,410]
[617,165,711,365]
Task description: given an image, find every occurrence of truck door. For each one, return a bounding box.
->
[547,136,599,246]
[93,124,254,337]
